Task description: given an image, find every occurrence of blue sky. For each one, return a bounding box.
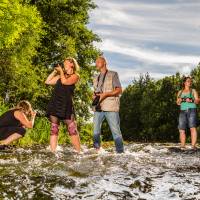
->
[88,0,200,86]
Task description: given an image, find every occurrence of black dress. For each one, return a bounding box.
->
[0,109,26,140]
[47,79,75,120]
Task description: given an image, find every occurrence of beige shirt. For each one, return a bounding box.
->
[93,70,121,112]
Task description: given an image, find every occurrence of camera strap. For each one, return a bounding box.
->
[96,70,108,92]
[179,89,193,97]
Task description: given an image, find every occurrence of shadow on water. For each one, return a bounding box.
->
[1,144,200,199]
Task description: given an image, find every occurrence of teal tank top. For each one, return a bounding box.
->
[180,90,196,110]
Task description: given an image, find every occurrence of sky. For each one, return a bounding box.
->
[88,0,200,86]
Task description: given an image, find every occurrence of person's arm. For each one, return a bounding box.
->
[56,66,79,85]
[176,90,182,105]
[97,72,122,102]
[96,87,122,102]
[193,89,200,104]
[45,70,60,85]
[14,111,36,128]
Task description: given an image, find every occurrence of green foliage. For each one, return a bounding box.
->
[25,0,101,120]
[0,0,100,118]
[79,122,93,147]
[191,63,200,92]
[0,0,42,49]
[0,0,45,106]
[0,101,8,115]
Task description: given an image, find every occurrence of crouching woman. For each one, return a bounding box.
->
[0,100,36,148]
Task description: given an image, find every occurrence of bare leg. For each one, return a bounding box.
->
[70,135,81,153]
[49,116,60,153]
[65,119,81,153]
[179,129,186,148]
[0,133,22,145]
[190,127,197,147]
[50,135,58,152]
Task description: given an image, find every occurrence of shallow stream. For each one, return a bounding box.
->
[0,144,200,200]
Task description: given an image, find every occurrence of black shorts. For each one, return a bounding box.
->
[0,126,26,140]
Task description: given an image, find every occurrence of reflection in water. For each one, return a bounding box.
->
[0,144,200,199]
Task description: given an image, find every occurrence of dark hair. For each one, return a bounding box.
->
[182,76,192,88]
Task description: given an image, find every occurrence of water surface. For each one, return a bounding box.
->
[0,144,200,200]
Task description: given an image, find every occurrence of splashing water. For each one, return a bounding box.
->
[0,144,200,200]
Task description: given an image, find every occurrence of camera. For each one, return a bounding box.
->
[53,61,64,68]
[92,93,102,112]
[181,97,194,103]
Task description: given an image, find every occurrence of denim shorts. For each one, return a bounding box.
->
[178,108,198,130]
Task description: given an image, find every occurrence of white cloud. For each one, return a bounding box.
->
[111,66,173,87]
[90,0,200,45]
[100,39,199,66]
[89,0,200,85]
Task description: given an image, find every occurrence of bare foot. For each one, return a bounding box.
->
[180,146,186,150]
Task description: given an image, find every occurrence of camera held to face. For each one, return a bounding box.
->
[53,61,64,68]
[92,92,102,112]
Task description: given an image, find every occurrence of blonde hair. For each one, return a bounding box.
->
[64,57,80,74]
[15,100,32,117]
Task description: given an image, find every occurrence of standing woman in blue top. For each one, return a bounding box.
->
[177,77,199,149]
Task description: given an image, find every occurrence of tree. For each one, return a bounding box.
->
[0,0,44,106]
[24,0,101,121]
[191,63,200,93]
[1,0,100,123]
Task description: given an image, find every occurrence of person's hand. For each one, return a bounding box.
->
[55,65,63,73]
[31,110,37,117]
[53,69,57,74]
[186,98,192,103]
[93,92,100,100]
[177,98,182,105]
[96,93,108,102]
[194,99,200,104]
[92,94,97,100]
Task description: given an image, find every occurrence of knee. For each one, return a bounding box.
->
[50,123,59,136]
[190,127,197,132]
[179,129,185,133]
[110,125,122,136]
[67,121,78,136]
[15,128,26,138]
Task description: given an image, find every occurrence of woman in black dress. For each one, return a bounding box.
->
[45,57,81,153]
[0,100,36,149]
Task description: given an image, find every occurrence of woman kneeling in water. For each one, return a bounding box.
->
[177,77,199,149]
[0,100,36,149]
